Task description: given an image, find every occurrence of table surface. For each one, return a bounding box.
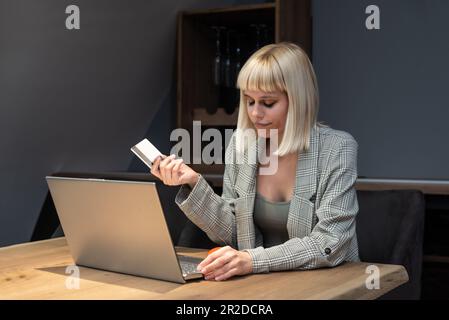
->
[0,237,408,300]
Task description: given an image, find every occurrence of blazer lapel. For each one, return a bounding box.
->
[288,125,320,238]
[234,135,262,250]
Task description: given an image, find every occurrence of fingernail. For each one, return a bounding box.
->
[197,266,202,272]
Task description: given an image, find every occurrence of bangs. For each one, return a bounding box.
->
[237,54,286,94]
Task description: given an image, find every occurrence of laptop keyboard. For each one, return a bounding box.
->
[178,255,202,276]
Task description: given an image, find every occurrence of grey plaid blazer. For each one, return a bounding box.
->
[175,124,360,273]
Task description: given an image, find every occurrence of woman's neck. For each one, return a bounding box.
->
[259,138,297,168]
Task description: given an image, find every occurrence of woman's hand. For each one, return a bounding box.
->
[151,154,199,188]
[197,246,253,281]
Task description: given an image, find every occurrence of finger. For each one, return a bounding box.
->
[201,246,230,265]
[154,155,164,162]
[215,268,239,281]
[197,246,230,271]
[197,256,216,272]
[201,256,230,275]
[204,269,222,281]
[159,154,173,171]
[152,155,165,177]
[150,157,163,179]
[160,155,175,183]
[173,158,184,173]
[206,260,236,280]
[164,157,179,185]
[200,249,235,274]
[204,273,217,281]
[166,154,178,183]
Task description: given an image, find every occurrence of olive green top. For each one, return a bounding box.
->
[254,193,291,248]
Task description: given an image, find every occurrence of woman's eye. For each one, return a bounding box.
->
[246,100,275,107]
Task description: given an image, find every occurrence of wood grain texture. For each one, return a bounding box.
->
[0,238,408,300]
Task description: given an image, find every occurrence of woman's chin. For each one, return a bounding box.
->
[255,128,279,139]
[255,128,268,138]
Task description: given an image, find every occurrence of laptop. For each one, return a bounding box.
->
[46,176,204,284]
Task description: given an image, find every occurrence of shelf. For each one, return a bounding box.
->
[193,107,239,126]
[183,2,276,16]
[423,255,449,264]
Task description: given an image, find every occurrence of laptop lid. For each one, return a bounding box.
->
[46,176,187,284]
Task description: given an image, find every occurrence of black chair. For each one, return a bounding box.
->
[177,219,219,249]
[356,189,426,300]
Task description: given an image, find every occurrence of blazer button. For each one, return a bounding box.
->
[324,248,331,255]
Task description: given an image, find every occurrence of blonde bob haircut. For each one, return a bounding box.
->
[236,42,320,156]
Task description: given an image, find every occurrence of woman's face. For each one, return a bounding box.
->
[244,89,289,139]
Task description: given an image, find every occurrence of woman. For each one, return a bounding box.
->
[151,42,359,281]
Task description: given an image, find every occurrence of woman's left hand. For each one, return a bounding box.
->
[197,246,253,281]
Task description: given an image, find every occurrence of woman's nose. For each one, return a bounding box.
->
[251,103,264,118]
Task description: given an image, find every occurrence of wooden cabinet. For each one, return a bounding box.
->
[176,0,311,175]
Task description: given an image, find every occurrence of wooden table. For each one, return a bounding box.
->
[0,238,408,300]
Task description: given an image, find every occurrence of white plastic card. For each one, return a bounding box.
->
[131,139,163,169]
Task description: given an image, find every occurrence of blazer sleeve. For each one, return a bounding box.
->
[174,135,238,247]
[244,136,359,273]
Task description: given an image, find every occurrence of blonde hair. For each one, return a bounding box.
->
[236,42,320,156]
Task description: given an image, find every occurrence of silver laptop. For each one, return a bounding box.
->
[46,176,204,284]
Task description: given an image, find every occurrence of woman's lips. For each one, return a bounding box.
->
[255,122,272,128]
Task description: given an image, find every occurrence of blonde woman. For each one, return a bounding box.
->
[151,42,359,281]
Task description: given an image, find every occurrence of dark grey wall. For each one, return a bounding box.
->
[0,0,260,247]
[313,0,449,180]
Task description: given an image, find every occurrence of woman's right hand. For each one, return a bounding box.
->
[150,154,199,189]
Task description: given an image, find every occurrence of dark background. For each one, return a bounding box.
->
[1,0,448,247]
[314,0,449,180]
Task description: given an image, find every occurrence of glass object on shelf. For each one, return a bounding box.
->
[260,24,270,47]
[223,29,233,88]
[230,31,242,114]
[232,31,242,87]
[210,26,226,115]
[249,24,272,54]
[250,23,262,50]
[223,29,236,115]
[211,26,226,87]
